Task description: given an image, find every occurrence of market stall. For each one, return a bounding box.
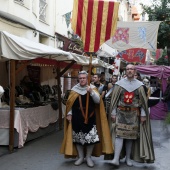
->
[0,31,114,150]
[136,65,170,120]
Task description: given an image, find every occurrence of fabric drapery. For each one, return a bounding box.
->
[150,101,168,120]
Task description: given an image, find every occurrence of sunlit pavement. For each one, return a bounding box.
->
[0,120,170,170]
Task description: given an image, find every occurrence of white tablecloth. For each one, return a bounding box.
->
[0,104,60,148]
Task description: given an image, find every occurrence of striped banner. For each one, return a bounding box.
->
[72,0,119,52]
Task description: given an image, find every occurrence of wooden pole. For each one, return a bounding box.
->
[55,61,77,129]
[84,54,92,124]
[15,61,31,75]
[57,61,76,78]
[56,67,63,130]
[9,60,15,152]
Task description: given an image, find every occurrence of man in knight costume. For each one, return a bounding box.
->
[109,64,155,167]
[60,71,113,167]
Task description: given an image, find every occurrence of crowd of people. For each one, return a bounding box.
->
[60,63,168,168]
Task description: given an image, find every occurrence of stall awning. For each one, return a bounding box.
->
[0,31,71,61]
[0,31,114,69]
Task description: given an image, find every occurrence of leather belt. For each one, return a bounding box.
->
[118,106,139,111]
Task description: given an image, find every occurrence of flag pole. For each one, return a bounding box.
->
[84,53,93,124]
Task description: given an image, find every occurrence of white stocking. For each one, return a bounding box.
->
[74,144,84,166]
[125,139,133,166]
[111,137,123,166]
[86,145,94,167]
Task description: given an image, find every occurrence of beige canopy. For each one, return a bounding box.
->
[0,31,114,69]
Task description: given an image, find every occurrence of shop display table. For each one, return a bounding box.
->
[0,104,60,148]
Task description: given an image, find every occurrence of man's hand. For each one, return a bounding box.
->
[111,115,116,122]
[66,115,72,123]
[141,116,146,124]
[86,85,92,93]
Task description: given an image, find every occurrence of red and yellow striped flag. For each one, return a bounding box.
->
[72,0,119,52]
